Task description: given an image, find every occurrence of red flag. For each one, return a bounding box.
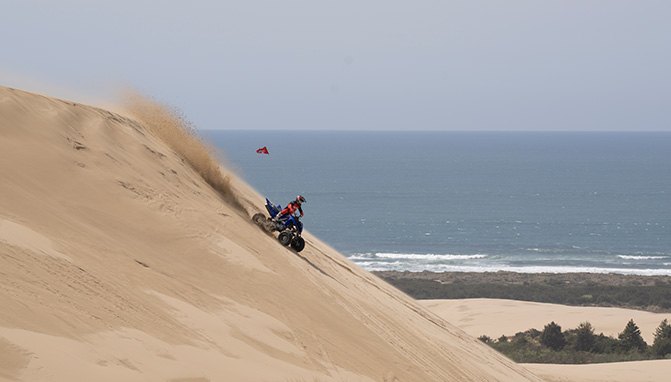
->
[256,146,269,155]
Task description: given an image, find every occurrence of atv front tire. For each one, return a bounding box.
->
[291,236,305,252]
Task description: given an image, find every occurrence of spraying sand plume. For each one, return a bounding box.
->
[123,91,244,213]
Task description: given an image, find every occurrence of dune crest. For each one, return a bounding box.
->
[0,86,541,381]
[122,91,245,213]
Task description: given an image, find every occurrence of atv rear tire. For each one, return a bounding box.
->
[290,236,305,252]
[278,231,293,246]
[261,219,277,233]
[252,213,266,225]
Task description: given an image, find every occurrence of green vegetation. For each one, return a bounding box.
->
[540,321,566,351]
[652,319,671,356]
[574,322,595,352]
[618,319,647,352]
[480,319,671,364]
[374,271,671,312]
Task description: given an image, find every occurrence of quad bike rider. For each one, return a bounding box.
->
[274,195,305,223]
[252,195,306,252]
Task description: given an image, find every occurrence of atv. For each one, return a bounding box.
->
[252,198,306,252]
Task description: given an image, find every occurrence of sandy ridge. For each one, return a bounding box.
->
[0,86,542,381]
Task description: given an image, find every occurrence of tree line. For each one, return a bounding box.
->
[479,319,671,364]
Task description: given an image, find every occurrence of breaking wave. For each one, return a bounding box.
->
[349,253,488,261]
[355,262,671,276]
[617,255,668,260]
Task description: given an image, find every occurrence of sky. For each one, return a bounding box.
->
[2,0,670,131]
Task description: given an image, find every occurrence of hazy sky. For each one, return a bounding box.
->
[2,1,670,131]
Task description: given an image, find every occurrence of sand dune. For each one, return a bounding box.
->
[0,86,542,381]
[421,298,671,343]
[421,298,671,344]
[423,299,671,382]
[523,360,671,382]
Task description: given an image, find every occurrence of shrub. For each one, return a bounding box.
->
[618,319,647,353]
[527,328,541,339]
[652,319,671,357]
[540,321,566,351]
[574,322,596,352]
[592,333,619,354]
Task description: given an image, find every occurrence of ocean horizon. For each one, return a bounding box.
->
[203,130,671,276]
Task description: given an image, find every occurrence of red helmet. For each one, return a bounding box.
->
[296,195,306,205]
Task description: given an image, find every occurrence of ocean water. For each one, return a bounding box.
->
[202,131,671,275]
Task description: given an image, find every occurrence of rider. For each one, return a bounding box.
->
[275,195,305,222]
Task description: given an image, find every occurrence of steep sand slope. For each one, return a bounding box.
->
[0,86,542,381]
